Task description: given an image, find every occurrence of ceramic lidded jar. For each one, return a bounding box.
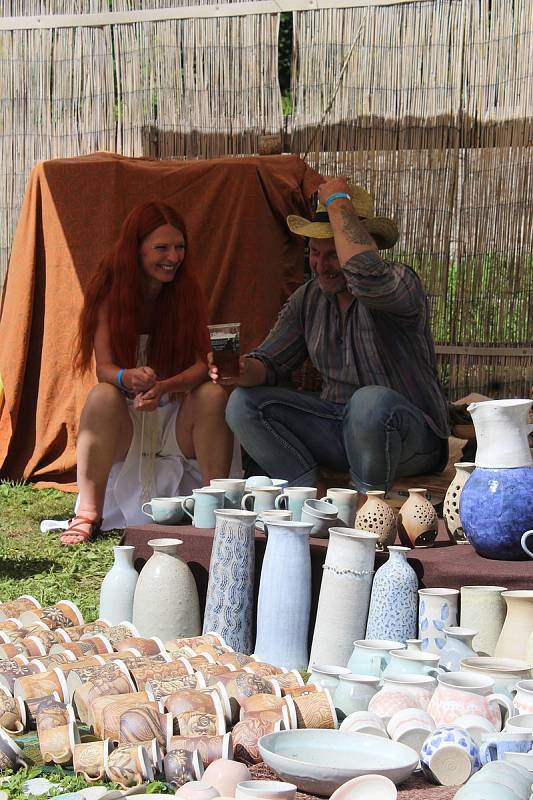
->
[132,538,201,640]
[355,491,396,551]
[443,463,475,544]
[203,510,257,654]
[397,489,438,548]
[365,546,418,643]
[99,546,138,624]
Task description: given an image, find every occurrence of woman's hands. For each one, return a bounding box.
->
[122,366,157,394]
[133,381,165,412]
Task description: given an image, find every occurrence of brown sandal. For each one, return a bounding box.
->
[60,516,102,546]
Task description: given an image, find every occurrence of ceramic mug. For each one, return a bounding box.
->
[320,488,358,527]
[14,667,69,702]
[0,694,26,735]
[479,730,533,763]
[291,688,338,729]
[307,665,351,695]
[232,718,283,765]
[382,649,444,679]
[119,704,169,749]
[235,780,297,800]
[338,710,388,737]
[146,675,204,702]
[164,748,204,787]
[274,487,317,521]
[73,738,115,783]
[39,720,80,764]
[241,486,281,514]
[346,639,406,677]
[333,673,381,716]
[177,710,226,737]
[300,499,340,538]
[167,733,232,766]
[428,672,512,730]
[142,496,188,525]
[209,479,247,509]
[420,725,481,786]
[106,743,154,788]
[0,729,29,770]
[92,691,150,739]
[245,476,273,488]
[183,488,226,528]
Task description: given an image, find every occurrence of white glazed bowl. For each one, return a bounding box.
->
[257,729,418,794]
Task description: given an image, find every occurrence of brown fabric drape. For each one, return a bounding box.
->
[0,152,321,488]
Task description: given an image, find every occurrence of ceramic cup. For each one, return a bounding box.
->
[274,486,317,521]
[164,747,204,787]
[235,780,296,800]
[257,510,292,532]
[146,675,204,702]
[267,671,305,694]
[464,760,533,799]
[453,714,497,747]
[35,698,74,733]
[479,731,533,764]
[338,710,388,738]
[177,710,226,737]
[119,705,169,749]
[300,499,340,538]
[428,672,512,730]
[0,596,41,621]
[320,488,358,527]
[241,486,281,514]
[0,694,26,735]
[382,649,444,679]
[39,720,80,764]
[210,479,247,509]
[73,738,115,783]
[0,729,29,770]
[115,636,165,656]
[141,496,188,525]
[167,733,232,767]
[183,488,226,528]
[346,639,406,677]
[333,673,381,717]
[387,708,435,753]
[245,476,273,488]
[420,725,481,786]
[291,688,338,729]
[232,718,283,765]
[14,667,69,702]
[106,743,154,788]
[19,601,83,631]
[308,665,351,695]
[92,691,151,739]
[505,713,533,734]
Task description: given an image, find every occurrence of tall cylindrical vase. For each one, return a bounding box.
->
[418,588,459,655]
[203,510,257,653]
[309,528,378,669]
[132,538,201,640]
[495,590,533,660]
[99,545,138,624]
[254,521,313,669]
[460,585,507,656]
[365,546,418,642]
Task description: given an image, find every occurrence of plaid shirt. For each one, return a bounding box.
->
[248,250,450,439]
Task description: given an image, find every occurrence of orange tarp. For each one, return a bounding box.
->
[0,152,321,489]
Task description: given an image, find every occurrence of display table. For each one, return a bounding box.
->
[121,521,533,642]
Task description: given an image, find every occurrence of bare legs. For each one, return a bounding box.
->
[61,384,133,545]
[176,382,234,484]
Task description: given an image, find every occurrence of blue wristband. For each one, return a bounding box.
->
[324,192,351,207]
[116,368,126,390]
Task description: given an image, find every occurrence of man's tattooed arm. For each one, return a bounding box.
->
[340,206,375,246]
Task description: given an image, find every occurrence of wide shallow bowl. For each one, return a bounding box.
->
[258,729,418,795]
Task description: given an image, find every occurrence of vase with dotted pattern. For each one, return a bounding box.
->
[355,491,397,550]
[365,546,418,642]
[443,463,475,544]
[308,527,378,669]
[397,488,438,548]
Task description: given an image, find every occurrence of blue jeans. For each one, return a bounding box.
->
[226,384,447,492]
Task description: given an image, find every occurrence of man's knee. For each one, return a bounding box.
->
[226,387,254,432]
[348,385,397,428]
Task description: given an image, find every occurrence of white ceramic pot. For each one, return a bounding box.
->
[99,546,138,625]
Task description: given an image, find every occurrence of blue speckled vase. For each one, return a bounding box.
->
[460,466,533,560]
[365,546,418,642]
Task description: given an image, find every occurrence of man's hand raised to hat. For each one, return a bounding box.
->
[317,176,352,207]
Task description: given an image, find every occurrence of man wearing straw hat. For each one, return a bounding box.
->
[210,176,450,492]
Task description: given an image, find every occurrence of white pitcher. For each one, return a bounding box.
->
[468,399,533,469]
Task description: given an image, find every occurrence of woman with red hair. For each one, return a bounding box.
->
[61,201,234,544]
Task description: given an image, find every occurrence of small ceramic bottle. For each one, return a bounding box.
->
[443,463,475,544]
[438,626,477,671]
[365,546,418,642]
[355,491,396,550]
[99,545,138,624]
[397,488,438,548]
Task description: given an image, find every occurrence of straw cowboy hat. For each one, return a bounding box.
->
[287,184,399,250]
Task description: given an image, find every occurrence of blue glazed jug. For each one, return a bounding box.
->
[459,399,533,560]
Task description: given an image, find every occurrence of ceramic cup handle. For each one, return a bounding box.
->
[320,496,333,503]
[369,655,387,677]
[241,493,255,511]
[488,692,513,721]
[182,497,195,521]
[520,530,533,558]
[427,667,445,678]
[479,739,496,765]
[141,502,154,520]
[274,495,288,510]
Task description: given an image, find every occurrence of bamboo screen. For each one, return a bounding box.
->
[291,0,533,397]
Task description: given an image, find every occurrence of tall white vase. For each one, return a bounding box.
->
[460,585,507,656]
[495,590,533,660]
[309,528,378,669]
[132,538,201,640]
[99,545,138,624]
[254,520,313,669]
[203,510,257,653]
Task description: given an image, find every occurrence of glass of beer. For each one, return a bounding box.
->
[208,323,241,383]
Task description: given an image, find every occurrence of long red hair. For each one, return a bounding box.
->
[76,202,209,378]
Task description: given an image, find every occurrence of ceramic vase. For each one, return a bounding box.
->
[418,588,459,655]
[99,546,138,625]
[308,528,378,669]
[438,627,477,672]
[365,546,418,642]
[132,538,200,640]
[355,491,397,551]
[254,520,313,670]
[202,510,257,653]
[460,585,507,656]
[443,462,475,544]
[494,590,533,660]
[459,399,533,560]
[397,489,438,548]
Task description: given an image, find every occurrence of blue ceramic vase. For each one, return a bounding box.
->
[460,466,533,560]
[365,546,418,642]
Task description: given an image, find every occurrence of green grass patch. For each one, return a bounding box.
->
[0,482,121,622]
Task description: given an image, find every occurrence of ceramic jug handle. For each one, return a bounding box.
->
[141,502,154,520]
[427,667,445,678]
[182,497,195,521]
[520,530,533,558]
[370,655,387,677]
[241,493,254,510]
[274,495,288,510]
[479,739,496,765]
[487,692,513,722]
[320,496,333,503]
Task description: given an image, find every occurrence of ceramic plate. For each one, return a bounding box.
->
[258,729,418,795]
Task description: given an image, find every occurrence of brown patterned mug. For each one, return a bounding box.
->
[115,738,163,774]
[25,691,62,730]
[130,659,192,691]
[115,637,165,656]
[90,691,150,738]
[14,667,69,702]
[232,718,283,765]
[0,695,26,734]
[164,688,223,719]
[165,633,224,652]
[163,747,203,787]
[0,596,41,622]
[35,698,75,733]
[243,662,286,677]
[73,738,115,783]
[20,601,83,630]
[72,661,135,724]
[290,687,338,729]
[216,651,254,669]
[166,732,232,766]
[39,720,80,764]
[118,704,170,749]
[0,728,30,769]
[106,623,140,647]
[29,652,77,671]
[267,670,305,693]
[61,619,111,642]
[106,743,154,788]
[177,710,226,737]
[145,674,205,702]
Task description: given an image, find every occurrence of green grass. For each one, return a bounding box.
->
[0,482,121,622]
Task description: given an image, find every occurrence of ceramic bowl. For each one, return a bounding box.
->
[235,780,296,800]
[201,758,251,797]
[330,775,397,800]
[339,711,388,738]
[257,729,418,794]
[174,782,220,800]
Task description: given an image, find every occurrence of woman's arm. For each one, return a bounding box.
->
[93,302,156,393]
